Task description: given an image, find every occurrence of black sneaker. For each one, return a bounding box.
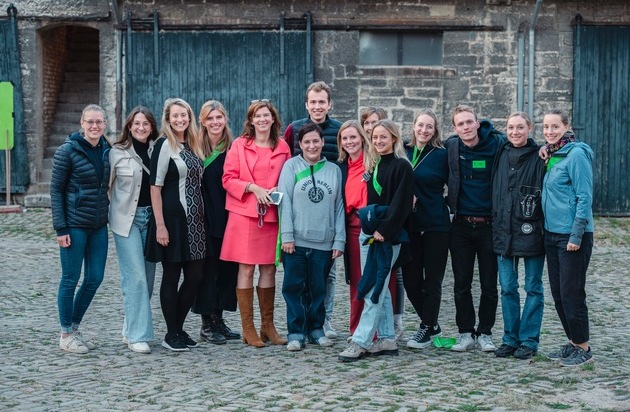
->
[407,324,431,349]
[216,318,241,340]
[513,345,536,360]
[180,331,199,348]
[547,343,575,360]
[560,346,593,367]
[430,323,442,338]
[161,333,190,352]
[495,344,517,358]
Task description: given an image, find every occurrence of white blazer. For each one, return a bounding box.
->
[108,141,154,237]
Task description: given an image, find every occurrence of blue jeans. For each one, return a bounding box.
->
[324,262,337,321]
[497,254,545,351]
[282,246,333,344]
[58,225,108,333]
[113,207,156,343]
[352,231,400,349]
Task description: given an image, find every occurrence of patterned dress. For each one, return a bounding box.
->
[146,136,206,262]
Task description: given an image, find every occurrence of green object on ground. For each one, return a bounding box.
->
[433,337,457,349]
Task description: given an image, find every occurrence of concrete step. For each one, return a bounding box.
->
[24,192,51,208]
[64,73,99,83]
[66,61,99,72]
[57,92,99,104]
[54,112,83,124]
[51,123,78,135]
[44,145,60,159]
[57,102,89,113]
[39,167,52,182]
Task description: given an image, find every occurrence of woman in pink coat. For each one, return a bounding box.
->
[221,100,291,347]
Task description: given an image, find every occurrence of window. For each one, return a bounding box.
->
[359,32,443,66]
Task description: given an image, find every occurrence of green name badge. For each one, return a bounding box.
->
[472,160,486,169]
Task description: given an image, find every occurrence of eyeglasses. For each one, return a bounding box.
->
[250,99,271,104]
[257,203,267,228]
[83,120,106,127]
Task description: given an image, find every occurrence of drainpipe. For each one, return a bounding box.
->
[517,22,526,111]
[110,0,123,131]
[528,0,543,122]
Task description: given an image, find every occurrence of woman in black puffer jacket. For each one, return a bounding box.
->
[51,104,111,354]
[491,111,545,360]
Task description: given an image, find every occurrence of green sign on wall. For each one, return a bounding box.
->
[0,81,14,150]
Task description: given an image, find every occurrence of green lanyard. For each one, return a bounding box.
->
[411,145,424,168]
[372,159,382,196]
[203,141,225,168]
[295,161,325,183]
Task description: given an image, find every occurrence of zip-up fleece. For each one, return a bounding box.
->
[278,155,345,252]
[542,141,594,246]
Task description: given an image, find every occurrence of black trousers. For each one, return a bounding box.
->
[160,259,204,336]
[192,236,239,315]
[401,231,449,327]
[449,221,498,335]
[545,231,593,344]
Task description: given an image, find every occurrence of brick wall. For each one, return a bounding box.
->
[41,26,68,144]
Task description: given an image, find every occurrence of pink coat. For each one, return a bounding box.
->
[222,136,291,221]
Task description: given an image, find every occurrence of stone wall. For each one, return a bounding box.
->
[7,0,630,195]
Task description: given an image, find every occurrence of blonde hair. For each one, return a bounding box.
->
[370,120,409,166]
[336,120,375,171]
[199,100,233,157]
[160,98,203,158]
[407,108,443,149]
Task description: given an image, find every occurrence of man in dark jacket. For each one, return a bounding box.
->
[283,81,342,339]
[445,104,505,353]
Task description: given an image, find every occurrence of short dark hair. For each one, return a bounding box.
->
[297,122,323,142]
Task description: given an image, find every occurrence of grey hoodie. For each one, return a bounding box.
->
[278,155,345,251]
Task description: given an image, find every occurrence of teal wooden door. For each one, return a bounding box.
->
[573,24,630,215]
[0,12,29,194]
[125,30,311,135]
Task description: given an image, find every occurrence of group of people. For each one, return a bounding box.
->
[50,81,595,367]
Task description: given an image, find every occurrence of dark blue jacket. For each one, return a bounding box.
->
[445,119,506,217]
[284,115,342,161]
[405,145,450,233]
[51,132,111,235]
[357,204,409,304]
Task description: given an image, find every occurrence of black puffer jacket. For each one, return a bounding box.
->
[491,138,545,257]
[51,132,111,235]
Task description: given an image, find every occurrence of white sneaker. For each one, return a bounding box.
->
[287,340,303,351]
[128,342,151,354]
[323,319,338,339]
[451,333,476,352]
[60,334,88,354]
[73,330,96,350]
[314,336,334,347]
[368,338,399,356]
[477,334,497,352]
[346,335,353,343]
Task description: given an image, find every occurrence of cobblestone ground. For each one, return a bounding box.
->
[0,208,628,411]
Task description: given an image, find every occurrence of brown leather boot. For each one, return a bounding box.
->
[236,288,265,348]
[257,286,288,345]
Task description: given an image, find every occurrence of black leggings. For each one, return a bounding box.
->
[160,259,204,336]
